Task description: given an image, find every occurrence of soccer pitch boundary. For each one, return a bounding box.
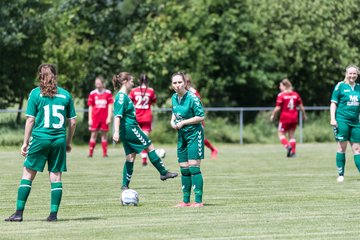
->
[1,143,360,240]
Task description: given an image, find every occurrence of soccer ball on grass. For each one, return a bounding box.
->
[121,189,139,206]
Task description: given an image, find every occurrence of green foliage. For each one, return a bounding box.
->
[0,110,335,146]
[3,0,360,112]
[0,113,24,146]
[205,117,240,143]
[151,112,177,144]
[0,0,51,108]
[43,0,144,110]
[303,111,333,142]
[243,112,279,144]
[242,111,333,144]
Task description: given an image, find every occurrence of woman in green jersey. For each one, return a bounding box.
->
[330,65,360,182]
[112,72,178,192]
[170,72,205,207]
[5,64,77,222]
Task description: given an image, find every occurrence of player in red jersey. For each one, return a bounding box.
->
[185,74,218,159]
[87,76,114,157]
[129,74,157,166]
[270,79,307,157]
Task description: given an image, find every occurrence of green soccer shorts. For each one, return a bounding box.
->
[177,127,204,163]
[120,125,152,155]
[333,120,360,143]
[24,136,67,172]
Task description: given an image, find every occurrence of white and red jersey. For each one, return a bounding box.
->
[87,89,114,123]
[129,86,156,123]
[189,87,201,99]
[276,91,303,123]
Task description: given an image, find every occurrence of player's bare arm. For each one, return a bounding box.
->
[66,118,77,152]
[113,116,120,142]
[270,106,281,121]
[299,104,307,121]
[21,117,35,157]
[88,105,93,126]
[330,102,337,127]
[106,103,113,124]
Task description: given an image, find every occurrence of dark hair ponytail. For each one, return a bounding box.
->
[139,74,149,98]
[112,72,132,90]
[139,74,149,86]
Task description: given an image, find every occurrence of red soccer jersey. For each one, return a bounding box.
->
[276,91,303,123]
[129,86,156,123]
[87,89,114,123]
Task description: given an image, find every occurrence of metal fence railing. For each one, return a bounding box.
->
[0,106,329,144]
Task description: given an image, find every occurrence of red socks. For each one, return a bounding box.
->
[89,141,96,157]
[141,150,148,165]
[289,139,296,154]
[204,139,215,151]
[280,136,289,148]
[101,141,108,157]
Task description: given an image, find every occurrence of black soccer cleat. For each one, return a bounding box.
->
[160,171,178,181]
[286,146,292,157]
[46,212,58,222]
[5,212,23,222]
[121,185,129,191]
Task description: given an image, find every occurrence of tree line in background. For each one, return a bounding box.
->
[1,0,360,119]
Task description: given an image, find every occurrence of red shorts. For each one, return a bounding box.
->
[89,121,109,132]
[278,122,297,133]
[138,121,152,133]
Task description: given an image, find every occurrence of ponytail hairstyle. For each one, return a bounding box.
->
[280,78,293,91]
[344,64,360,81]
[139,74,149,98]
[184,74,192,90]
[38,63,57,97]
[112,72,133,90]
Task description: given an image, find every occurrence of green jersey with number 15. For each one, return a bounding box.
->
[26,87,77,139]
[331,81,360,123]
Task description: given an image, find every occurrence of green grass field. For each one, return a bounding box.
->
[1,143,360,240]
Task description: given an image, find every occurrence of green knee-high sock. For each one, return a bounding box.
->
[148,150,167,176]
[336,152,346,176]
[51,182,63,213]
[189,166,203,203]
[16,179,32,211]
[180,167,192,203]
[122,161,134,187]
[354,154,360,172]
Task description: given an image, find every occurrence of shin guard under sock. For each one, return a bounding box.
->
[180,167,192,203]
[16,179,32,211]
[148,150,167,175]
[122,161,134,187]
[50,182,63,213]
[336,152,345,176]
[189,166,203,203]
[354,154,360,172]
